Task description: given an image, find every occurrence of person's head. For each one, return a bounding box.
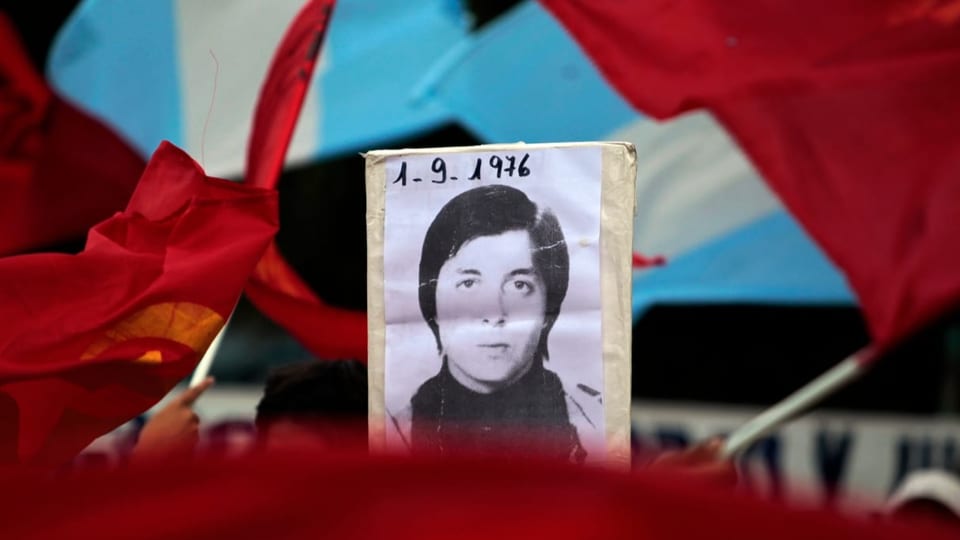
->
[255,359,367,452]
[886,470,960,529]
[418,185,569,394]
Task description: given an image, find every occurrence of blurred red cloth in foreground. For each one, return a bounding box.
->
[0,452,953,539]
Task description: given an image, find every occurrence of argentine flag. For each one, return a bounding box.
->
[47,0,468,178]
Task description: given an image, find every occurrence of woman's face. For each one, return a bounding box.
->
[434,229,546,394]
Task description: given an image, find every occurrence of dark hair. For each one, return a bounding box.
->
[255,359,367,433]
[418,184,569,358]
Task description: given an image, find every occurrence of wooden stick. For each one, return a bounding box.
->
[721,347,875,458]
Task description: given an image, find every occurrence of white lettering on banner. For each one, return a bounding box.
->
[630,401,960,512]
[77,388,960,513]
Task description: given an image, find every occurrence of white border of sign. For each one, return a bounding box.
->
[365,142,635,468]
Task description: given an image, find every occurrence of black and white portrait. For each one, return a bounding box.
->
[381,147,605,463]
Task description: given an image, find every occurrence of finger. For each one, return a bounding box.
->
[650,448,686,466]
[179,376,215,406]
[684,437,725,462]
[697,437,725,458]
[689,462,738,488]
[653,450,703,469]
[706,436,726,452]
[654,439,724,468]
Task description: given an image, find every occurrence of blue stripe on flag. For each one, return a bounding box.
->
[632,211,855,321]
[315,0,468,157]
[47,0,183,157]
[418,0,639,143]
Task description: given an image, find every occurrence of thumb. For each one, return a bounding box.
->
[703,436,725,455]
[179,376,215,406]
[690,437,726,460]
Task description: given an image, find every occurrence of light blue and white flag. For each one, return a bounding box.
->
[413,0,639,143]
[616,112,855,319]
[48,0,468,177]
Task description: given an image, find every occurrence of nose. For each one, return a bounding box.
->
[480,291,507,327]
[482,314,505,327]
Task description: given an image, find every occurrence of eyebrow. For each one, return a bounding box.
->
[455,268,481,275]
[509,268,535,277]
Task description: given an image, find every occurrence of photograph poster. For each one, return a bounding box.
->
[366,142,635,467]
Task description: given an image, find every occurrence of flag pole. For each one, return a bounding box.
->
[189,314,232,388]
[721,346,876,458]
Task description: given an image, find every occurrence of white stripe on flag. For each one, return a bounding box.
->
[611,111,781,260]
[175,0,321,178]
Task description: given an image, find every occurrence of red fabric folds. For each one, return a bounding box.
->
[542,0,960,347]
[244,0,367,361]
[0,142,277,466]
[0,14,144,256]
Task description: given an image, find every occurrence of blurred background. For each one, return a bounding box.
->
[6,0,960,512]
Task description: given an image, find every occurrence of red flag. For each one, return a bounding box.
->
[244,0,368,361]
[0,453,955,539]
[542,0,960,347]
[246,244,367,360]
[0,14,144,255]
[0,141,277,466]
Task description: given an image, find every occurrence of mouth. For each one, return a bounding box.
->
[478,343,509,349]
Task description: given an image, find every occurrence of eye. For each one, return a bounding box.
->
[456,278,478,289]
[504,279,535,296]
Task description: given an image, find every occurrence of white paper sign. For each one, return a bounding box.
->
[375,145,606,463]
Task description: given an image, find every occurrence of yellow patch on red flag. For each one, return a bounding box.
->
[81,302,224,361]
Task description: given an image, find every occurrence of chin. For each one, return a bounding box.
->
[464,367,508,382]
[469,365,525,387]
